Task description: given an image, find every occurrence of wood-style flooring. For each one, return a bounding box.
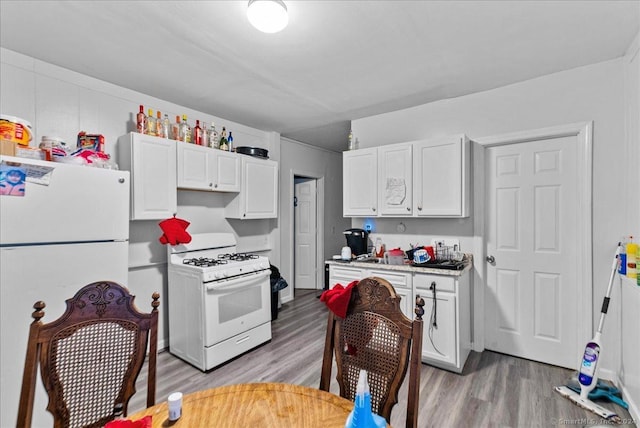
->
[130,290,636,427]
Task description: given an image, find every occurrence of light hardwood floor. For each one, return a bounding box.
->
[130,290,636,427]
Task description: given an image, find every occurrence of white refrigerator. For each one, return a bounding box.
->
[0,155,130,427]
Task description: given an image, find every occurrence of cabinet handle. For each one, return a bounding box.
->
[418,206,422,211]
[214,183,218,188]
[372,207,376,212]
[407,207,410,211]
[118,178,125,183]
[209,182,213,187]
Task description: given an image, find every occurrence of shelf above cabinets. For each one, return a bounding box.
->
[343,134,470,218]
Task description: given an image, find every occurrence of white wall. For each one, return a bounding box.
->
[0,47,279,353]
[278,137,350,302]
[620,32,640,421]
[352,54,638,414]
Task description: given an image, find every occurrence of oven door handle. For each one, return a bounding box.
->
[205,270,271,291]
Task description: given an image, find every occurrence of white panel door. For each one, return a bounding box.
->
[294,178,317,289]
[485,135,580,368]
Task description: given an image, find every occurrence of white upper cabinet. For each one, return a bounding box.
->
[225,156,278,219]
[118,132,177,220]
[177,143,240,192]
[343,134,470,218]
[378,143,412,216]
[413,135,470,217]
[343,147,378,216]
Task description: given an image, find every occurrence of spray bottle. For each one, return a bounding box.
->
[344,370,386,428]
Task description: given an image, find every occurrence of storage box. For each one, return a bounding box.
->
[0,139,16,156]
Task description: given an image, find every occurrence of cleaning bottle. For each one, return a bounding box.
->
[626,236,637,279]
[344,370,386,428]
[618,236,627,276]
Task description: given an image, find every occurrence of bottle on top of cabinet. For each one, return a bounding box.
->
[219,126,228,151]
[136,105,146,134]
[146,109,157,136]
[201,121,208,147]
[179,115,191,143]
[228,131,234,151]
[156,111,164,138]
[161,114,171,140]
[193,120,203,145]
[172,115,181,141]
[208,122,219,149]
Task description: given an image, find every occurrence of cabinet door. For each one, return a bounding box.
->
[413,135,469,217]
[226,157,278,219]
[378,143,412,216]
[119,133,177,220]
[177,143,210,190]
[415,288,457,366]
[328,265,362,289]
[395,286,413,320]
[343,148,377,216]
[211,150,240,192]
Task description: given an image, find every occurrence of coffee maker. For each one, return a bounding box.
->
[343,228,369,256]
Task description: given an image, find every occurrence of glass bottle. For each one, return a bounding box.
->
[193,120,203,145]
[228,131,234,152]
[179,115,191,143]
[146,108,157,136]
[162,114,171,140]
[208,122,219,149]
[136,105,146,134]
[201,121,208,147]
[172,115,181,141]
[156,111,164,138]
[219,126,228,151]
[348,129,355,150]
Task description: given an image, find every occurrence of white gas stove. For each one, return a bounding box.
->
[167,233,272,371]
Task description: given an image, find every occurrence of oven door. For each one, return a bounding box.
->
[203,269,271,346]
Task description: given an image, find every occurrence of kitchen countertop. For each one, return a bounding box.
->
[325,255,473,277]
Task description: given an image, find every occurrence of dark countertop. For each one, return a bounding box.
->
[325,255,473,277]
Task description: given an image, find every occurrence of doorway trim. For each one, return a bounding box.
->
[472,121,593,353]
[289,169,325,293]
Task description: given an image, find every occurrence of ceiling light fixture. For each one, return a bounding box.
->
[247,0,288,33]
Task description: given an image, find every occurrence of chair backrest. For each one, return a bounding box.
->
[320,277,424,428]
[17,281,159,428]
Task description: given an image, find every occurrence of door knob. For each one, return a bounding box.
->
[486,255,495,264]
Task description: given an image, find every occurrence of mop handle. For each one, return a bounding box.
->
[596,243,623,334]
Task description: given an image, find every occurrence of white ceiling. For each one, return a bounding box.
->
[1,1,638,152]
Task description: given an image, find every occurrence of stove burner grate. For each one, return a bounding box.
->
[183,257,228,267]
[217,253,259,262]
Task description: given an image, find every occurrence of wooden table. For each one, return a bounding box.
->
[128,383,360,428]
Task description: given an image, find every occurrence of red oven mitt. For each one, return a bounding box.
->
[158,216,192,245]
[320,280,357,319]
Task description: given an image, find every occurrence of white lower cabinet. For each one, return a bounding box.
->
[367,269,413,319]
[327,265,413,319]
[414,272,470,373]
[328,265,362,289]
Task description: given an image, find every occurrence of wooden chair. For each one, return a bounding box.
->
[320,277,425,428]
[17,281,160,428]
